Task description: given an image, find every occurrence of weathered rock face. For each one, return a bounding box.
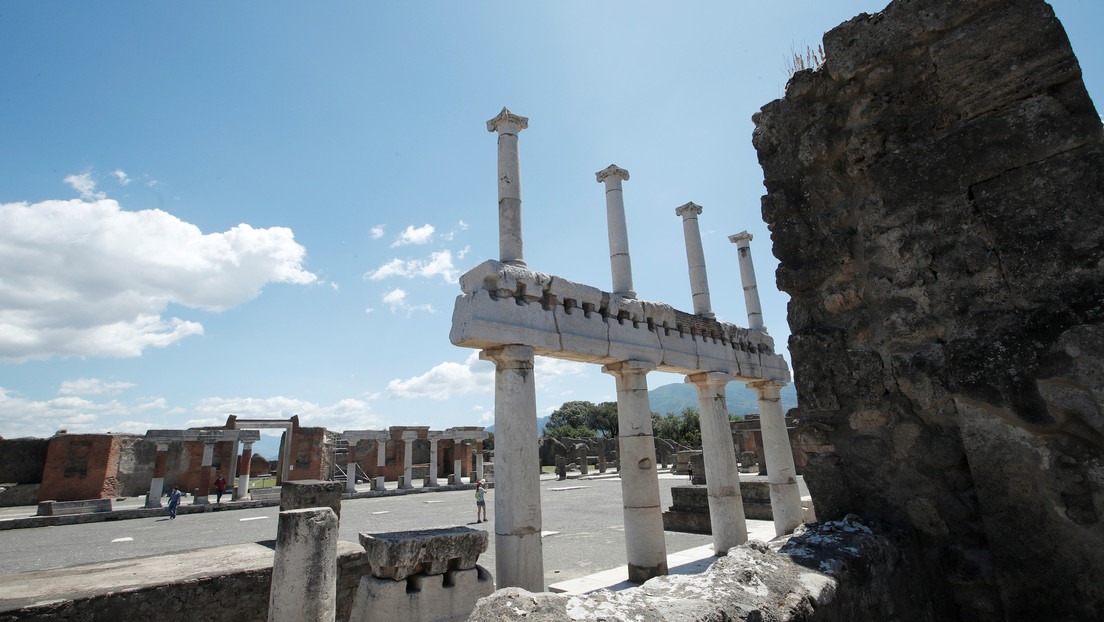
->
[753,0,1104,619]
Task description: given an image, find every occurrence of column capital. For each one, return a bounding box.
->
[675,201,703,218]
[601,360,656,376]
[747,380,785,398]
[487,107,528,134]
[596,164,630,184]
[685,371,733,391]
[480,344,534,367]
[728,230,753,246]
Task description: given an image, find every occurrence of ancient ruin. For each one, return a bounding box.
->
[450,108,802,590]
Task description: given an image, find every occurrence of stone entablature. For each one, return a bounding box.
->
[451,259,789,383]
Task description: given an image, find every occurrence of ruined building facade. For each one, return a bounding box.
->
[754,0,1103,619]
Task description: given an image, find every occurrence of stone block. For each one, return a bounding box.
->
[279,479,342,519]
[349,566,493,622]
[35,498,113,516]
[358,527,488,581]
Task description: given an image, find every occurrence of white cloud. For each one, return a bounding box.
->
[0,198,317,361]
[366,249,458,283]
[386,351,493,400]
[458,220,469,230]
[63,171,106,200]
[381,287,434,315]
[457,245,470,260]
[390,224,435,247]
[192,395,384,430]
[370,225,385,240]
[58,378,136,396]
[111,169,131,186]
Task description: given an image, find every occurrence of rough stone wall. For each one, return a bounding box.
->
[753,0,1104,619]
[285,426,331,481]
[112,437,156,497]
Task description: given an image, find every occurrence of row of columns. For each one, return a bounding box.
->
[144,429,259,507]
[342,431,486,493]
[483,108,801,593]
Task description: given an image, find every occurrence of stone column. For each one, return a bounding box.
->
[401,431,417,490]
[729,231,765,332]
[375,439,387,491]
[603,360,668,583]
[268,507,338,622]
[487,107,529,267]
[427,439,439,487]
[675,202,714,318]
[597,164,635,298]
[453,454,463,485]
[479,344,544,592]
[145,442,169,508]
[227,439,240,498]
[236,441,254,501]
[279,428,294,485]
[686,372,747,553]
[195,438,216,505]
[345,441,358,494]
[475,441,485,481]
[749,380,803,536]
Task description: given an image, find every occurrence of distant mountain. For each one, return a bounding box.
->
[487,382,798,433]
[648,381,798,417]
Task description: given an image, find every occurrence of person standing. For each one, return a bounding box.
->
[168,486,182,520]
[475,480,488,523]
[213,474,228,503]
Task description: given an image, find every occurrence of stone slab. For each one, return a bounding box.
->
[358,526,488,581]
[35,499,112,516]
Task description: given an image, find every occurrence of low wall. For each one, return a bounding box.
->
[0,541,369,622]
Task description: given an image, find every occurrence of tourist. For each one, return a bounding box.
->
[213,473,228,503]
[475,480,488,523]
[168,486,182,520]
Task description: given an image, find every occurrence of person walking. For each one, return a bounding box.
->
[213,474,228,503]
[168,486,182,520]
[475,480,488,523]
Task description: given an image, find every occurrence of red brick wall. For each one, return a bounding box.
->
[37,435,121,502]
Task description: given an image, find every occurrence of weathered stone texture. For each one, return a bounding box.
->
[753,0,1103,619]
[469,516,933,621]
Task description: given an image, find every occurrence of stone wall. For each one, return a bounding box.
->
[753,0,1103,619]
[0,543,370,622]
[0,438,48,485]
[36,435,124,502]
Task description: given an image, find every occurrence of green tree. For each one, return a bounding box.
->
[542,400,620,438]
[651,406,701,446]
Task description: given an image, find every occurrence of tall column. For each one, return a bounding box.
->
[268,507,338,622]
[428,439,440,487]
[346,441,358,494]
[375,439,387,491]
[686,372,747,553]
[278,427,294,485]
[475,442,485,482]
[602,361,668,583]
[729,231,765,332]
[675,202,714,318]
[453,450,463,485]
[401,431,416,490]
[487,107,529,267]
[227,439,240,498]
[480,345,544,592]
[145,442,170,508]
[748,381,803,535]
[237,441,254,501]
[195,438,216,505]
[597,164,635,298]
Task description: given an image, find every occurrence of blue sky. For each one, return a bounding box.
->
[2,2,1101,459]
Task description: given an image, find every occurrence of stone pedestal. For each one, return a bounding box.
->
[351,527,493,622]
